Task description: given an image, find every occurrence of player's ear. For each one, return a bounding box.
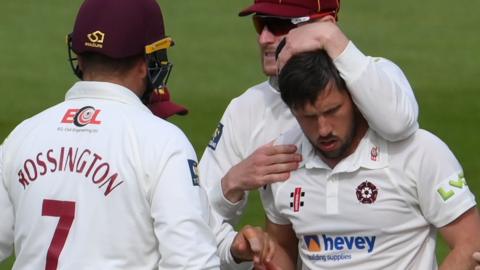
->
[136,58,148,80]
[318,14,336,23]
[77,56,84,72]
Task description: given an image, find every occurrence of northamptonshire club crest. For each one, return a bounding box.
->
[356,180,378,204]
[290,187,305,212]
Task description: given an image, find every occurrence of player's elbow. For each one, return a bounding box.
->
[371,115,419,142]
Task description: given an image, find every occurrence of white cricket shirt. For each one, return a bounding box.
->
[199,41,419,225]
[262,128,476,269]
[0,81,222,269]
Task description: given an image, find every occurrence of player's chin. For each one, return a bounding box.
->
[262,61,277,77]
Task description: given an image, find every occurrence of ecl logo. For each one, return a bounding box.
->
[61,106,102,127]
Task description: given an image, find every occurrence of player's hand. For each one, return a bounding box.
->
[474,251,480,270]
[231,225,276,265]
[252,240,296,270]
[276,17,349,72]
[221,142,301,203]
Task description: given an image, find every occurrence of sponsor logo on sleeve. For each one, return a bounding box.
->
[207,123,223,150]
[302,234,376,262]
[436,172,468,202]
[187,159,200,186]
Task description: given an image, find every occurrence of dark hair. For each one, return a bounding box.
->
[278,50,347,109]
[79,52,144,77]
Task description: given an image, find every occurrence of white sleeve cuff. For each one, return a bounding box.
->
[333,41,370,83]
[209,179,248,223]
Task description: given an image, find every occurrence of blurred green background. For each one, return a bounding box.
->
[1,0,479,268]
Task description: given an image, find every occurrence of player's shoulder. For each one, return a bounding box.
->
[389,128,454,159]
[132,109,190,143]
[2,103,65,144]
[230,80,278,107]
[226,80,284,117]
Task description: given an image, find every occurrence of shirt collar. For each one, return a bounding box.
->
[301,129,389,173]
[65,81,151,114]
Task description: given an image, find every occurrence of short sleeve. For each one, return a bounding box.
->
[260,184,290,225]
[414,132,476,228]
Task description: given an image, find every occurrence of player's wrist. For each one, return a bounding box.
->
[221,174,245,203]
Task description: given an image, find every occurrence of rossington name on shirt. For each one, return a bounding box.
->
[17,146,124,197]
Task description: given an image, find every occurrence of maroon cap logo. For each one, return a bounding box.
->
[85,30,105,49]
[356,180,378,204]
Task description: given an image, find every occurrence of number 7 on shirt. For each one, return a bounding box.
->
[42,199,76,270]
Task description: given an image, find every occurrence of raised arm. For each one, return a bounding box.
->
[199,103,300,225]
[277,17,418,141]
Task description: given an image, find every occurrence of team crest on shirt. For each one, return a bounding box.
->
[207,123,224,150]
[355,180,378,204]
[187,159,200,186]
[370,146,379,161]
[290,187,305,212]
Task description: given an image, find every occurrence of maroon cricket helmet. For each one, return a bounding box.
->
[239,0,341,19]
[71,0,167,58]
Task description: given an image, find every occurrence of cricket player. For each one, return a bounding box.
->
[199,0,419,226]
[262,49,480,269]
[0,0,275,269]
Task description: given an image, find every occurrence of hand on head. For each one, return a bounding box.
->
[276,18,349,73]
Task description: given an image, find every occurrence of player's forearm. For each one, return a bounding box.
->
[208,177,248,225]
[440,246,479,270]
[333,42,419,141]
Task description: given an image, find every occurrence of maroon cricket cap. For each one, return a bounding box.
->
[239,0,340,18]
[71,0,166,58]
[148,87,189,119]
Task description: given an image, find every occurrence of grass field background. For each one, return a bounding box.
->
[1,0,479,268]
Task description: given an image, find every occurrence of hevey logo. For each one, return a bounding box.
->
[61,106,102,127]
[304,234,376,254]
[85,30,105,48]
